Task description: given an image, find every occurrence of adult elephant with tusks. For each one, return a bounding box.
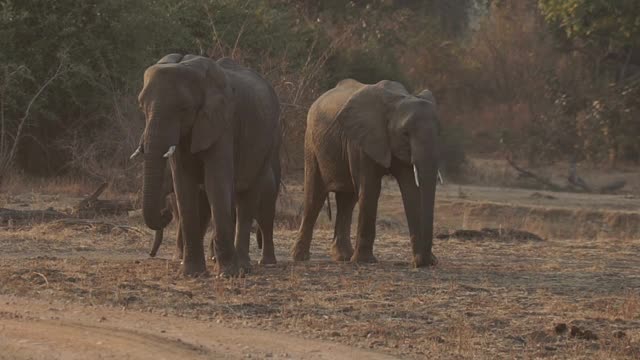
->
[133,53,281,277]
[292,79,440,268]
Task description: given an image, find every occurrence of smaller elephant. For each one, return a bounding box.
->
[292,79,440,267]
[136,146,280,265]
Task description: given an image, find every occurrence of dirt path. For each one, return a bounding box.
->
[0,295,398,360]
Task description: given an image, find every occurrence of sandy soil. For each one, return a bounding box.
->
[1,180,639,359]
[0,294,395,360]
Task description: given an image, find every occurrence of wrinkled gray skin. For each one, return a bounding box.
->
[292,79,439,267]
[138,54,281,276]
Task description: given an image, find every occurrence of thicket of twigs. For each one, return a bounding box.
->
[1,1,638,190]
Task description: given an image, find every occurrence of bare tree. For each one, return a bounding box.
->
[0,56,68,182]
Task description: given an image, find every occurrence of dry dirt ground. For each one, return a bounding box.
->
[1,178,639,359]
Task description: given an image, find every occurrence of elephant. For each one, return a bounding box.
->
[146,158,280,265]
[291,79,439,268]
[136,53,281,276]
[147,166,210,260]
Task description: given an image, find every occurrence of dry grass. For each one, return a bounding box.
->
[1,177,639,359]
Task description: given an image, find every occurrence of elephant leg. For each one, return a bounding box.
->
[175,222,184,261]
[170,156,207,276]
[209,230,217,262]
[292,156,326,261]
[256,228,263,250]
[235,189,258,273]
[256,201,276,265]
[202,138,238,277]
[351,162,382,264]
[330,192,356,262]
[196,189,212,260]
[256,164,277,265]
[168,193,184,261]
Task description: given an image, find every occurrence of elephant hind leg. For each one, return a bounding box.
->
[256,195,277,265]
[235,189,260,273]
[292,155,326,261]
[330,191,356,262]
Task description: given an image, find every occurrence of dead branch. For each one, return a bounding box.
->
[508,157,626,194]
[0,207,68,225]
[599,179,627,193]
[568,159,592,192]
[0,58,68,176]
[74,182,133,218]
[506,157,566,191]
[51,218,148,235]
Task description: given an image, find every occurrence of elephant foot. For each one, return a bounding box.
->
[413,252,438,268]
[259,255,277,265]
[351,251,377,264]
[237,256,252,274]
[330,243,354,262]
[291,244,311,262]
[181,258,208,277]
[214,260,240,278]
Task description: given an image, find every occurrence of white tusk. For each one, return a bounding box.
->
[129,147,142,160]
[163,145,176,158]
[437,170,444,185]
[413,165,420,187]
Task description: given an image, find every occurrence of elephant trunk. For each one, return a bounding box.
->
[141,112,179,231]
[411,134,438,265]
[418,164,436,256]
[142,155,172,230]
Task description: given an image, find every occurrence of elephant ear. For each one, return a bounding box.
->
[415,89,441,134]
[181,56,231,154]
[416,89,436,107]
[335,82,405,168]
[157,53,184,64]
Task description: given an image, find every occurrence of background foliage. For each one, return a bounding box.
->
[1,0,638,187]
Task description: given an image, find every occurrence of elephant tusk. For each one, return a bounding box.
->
[163,145,176,158]
[437,170,444,185]
[129,146,142,160]
[413,165,420,187]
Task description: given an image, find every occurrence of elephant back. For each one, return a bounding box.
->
[217,59,281,191]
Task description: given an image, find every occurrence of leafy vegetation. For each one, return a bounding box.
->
[1,0,638,185]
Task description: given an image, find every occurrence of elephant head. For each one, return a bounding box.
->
[336,80,439,264]
[336,80,439,175]
[136,54,232,230]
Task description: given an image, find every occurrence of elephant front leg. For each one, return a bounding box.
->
[170,157,207,276]
[292,156,326,261]
[351,168,382,264]
[331,192,356,262]
[202,140,238,277]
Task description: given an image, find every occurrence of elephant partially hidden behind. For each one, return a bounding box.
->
[146,163,279,264]
[135,54,281,276]
[292,79,440,267]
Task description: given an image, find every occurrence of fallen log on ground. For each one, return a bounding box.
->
[436,228,544,242]
[507,157,626,194]
[50,218,148,235]
[1,183,134,226]
[0,208,68,225]
[74,182,134,217]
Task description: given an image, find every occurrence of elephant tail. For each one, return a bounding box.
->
[256,229,263,250]
[325,194,332,221]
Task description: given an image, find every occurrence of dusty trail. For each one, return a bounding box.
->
[0,295,398,360]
